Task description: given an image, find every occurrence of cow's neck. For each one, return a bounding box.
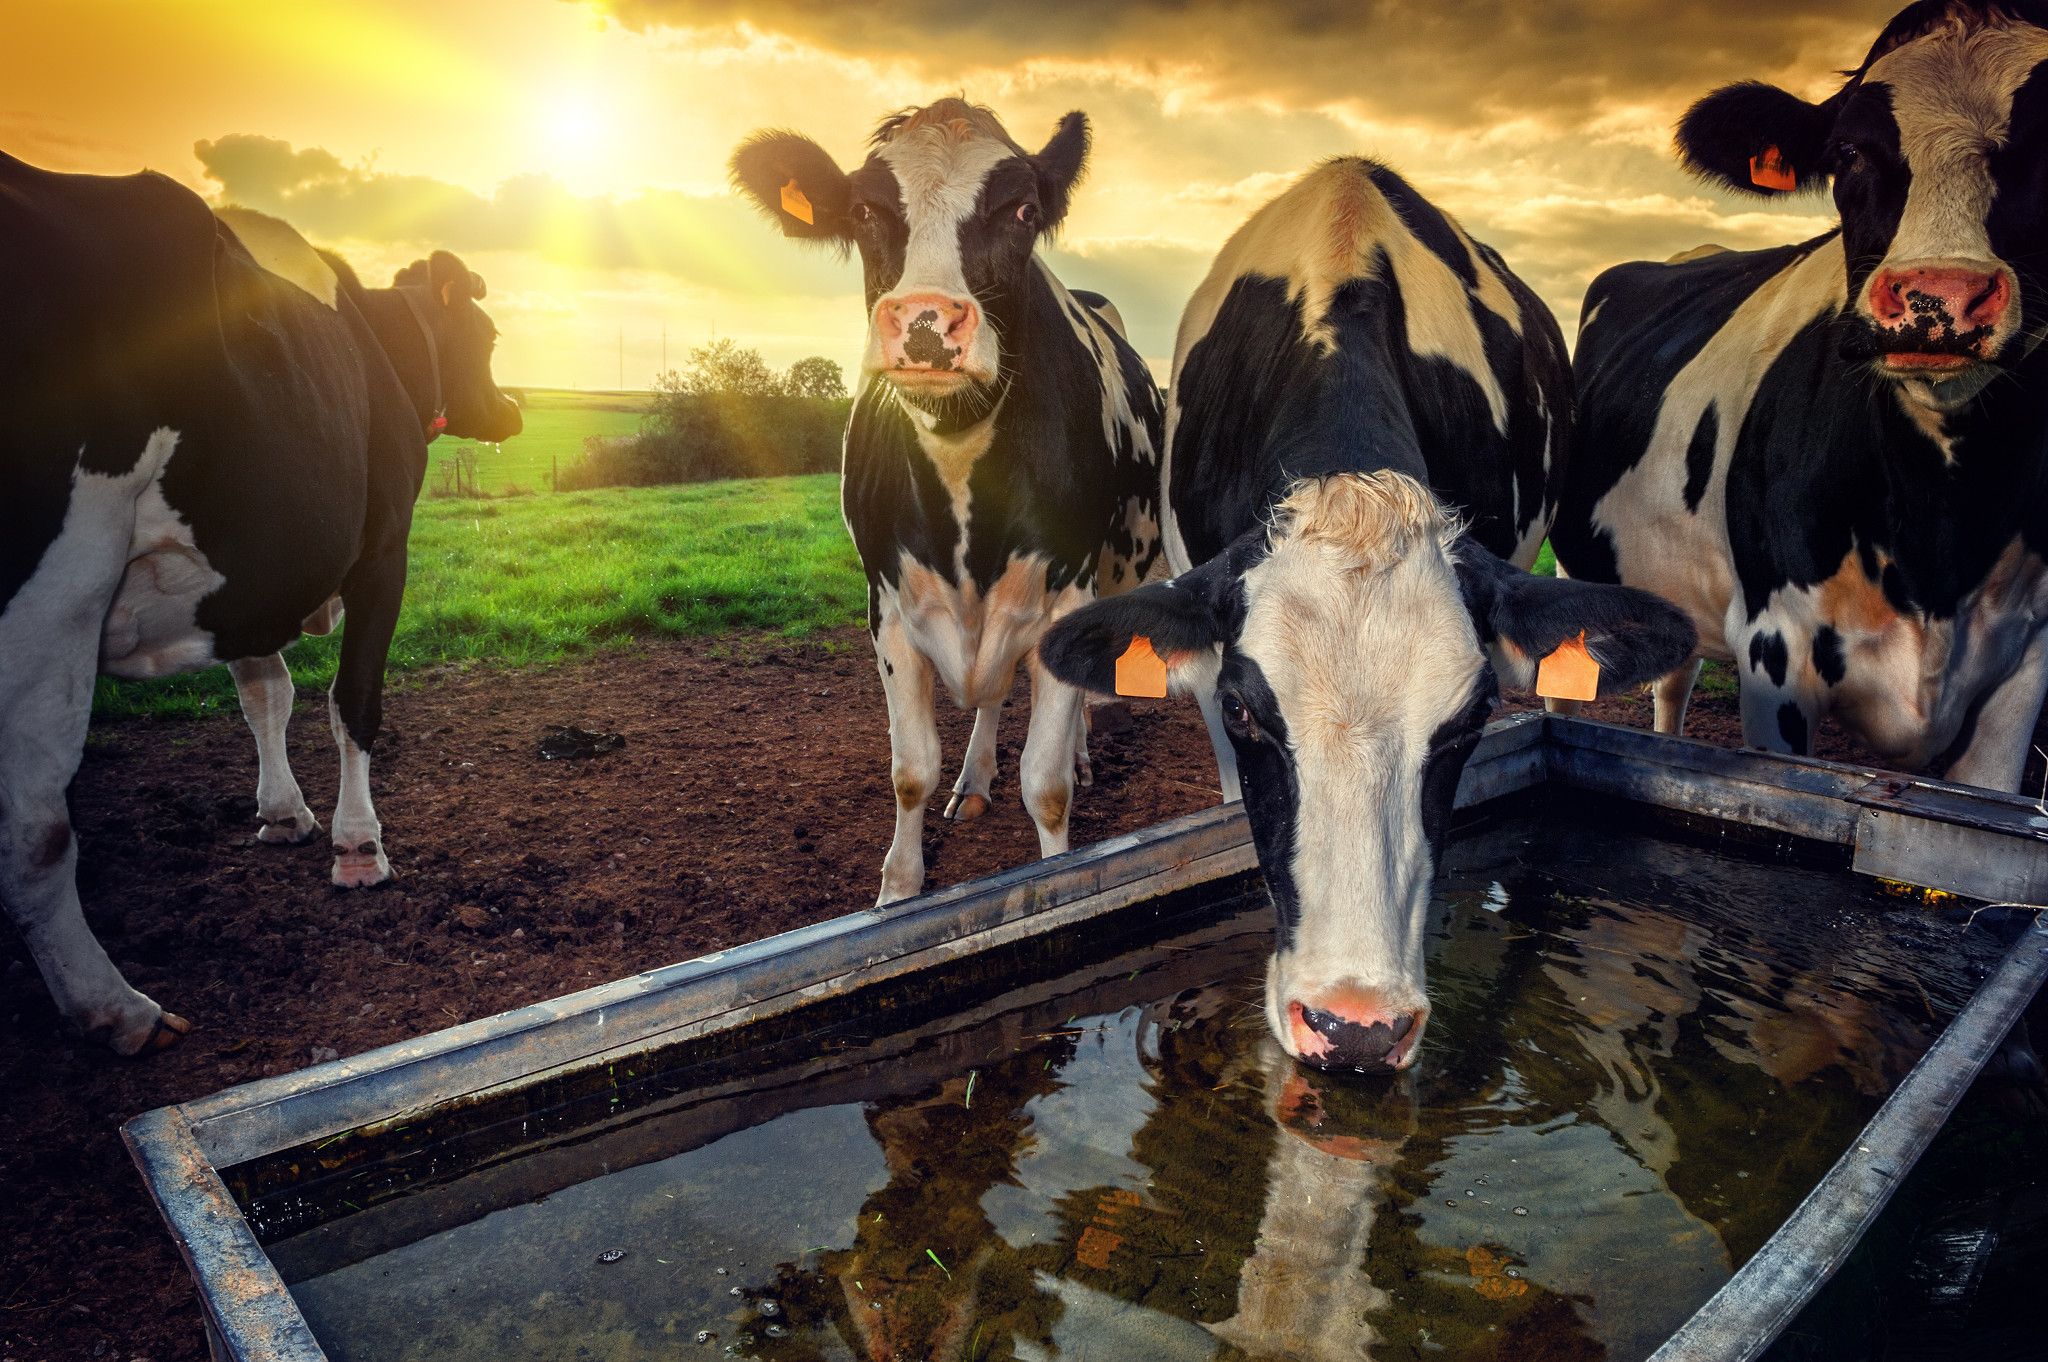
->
[352,286,443,435]
[1868,357,2048,617]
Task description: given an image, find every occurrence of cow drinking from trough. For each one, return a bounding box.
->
[0,157,519,1053]
[731,100,1164,906]
[1552,1,2048,791]
[1040,160,1694,1072]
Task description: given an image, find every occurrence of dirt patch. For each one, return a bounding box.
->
[1,632,2039,1359]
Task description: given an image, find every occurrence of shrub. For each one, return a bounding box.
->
[556,390,852,490]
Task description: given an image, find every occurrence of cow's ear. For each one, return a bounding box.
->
[1039,564,1228,698]
[426,250,480,308]
[1455,544,1696,697]
[730,131,854,243]
[1676,81,1838,196]
[1030,112,1090,233]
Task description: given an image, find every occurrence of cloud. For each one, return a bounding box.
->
[583,0,1897,130]
[194,133,851,298]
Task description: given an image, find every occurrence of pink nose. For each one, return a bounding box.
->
[876,292,978,373]
[1287,994,1423,1073]
[1867,266,2011,336]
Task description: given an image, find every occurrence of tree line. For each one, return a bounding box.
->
[558,341,852,490]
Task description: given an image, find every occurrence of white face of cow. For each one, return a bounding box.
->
[1678,3,2048,411]
[1228,479,1489,1071]
[1039,472,1699,1074]
[730,100,1092,418]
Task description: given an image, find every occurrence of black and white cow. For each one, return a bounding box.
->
[1553,1,2048,791]
[1040,160,1694,1072]
[0,157,519,1053]
[731,100,1163,905]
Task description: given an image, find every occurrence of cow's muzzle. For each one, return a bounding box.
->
[1859,261,2017,372]
[874,291,982,387]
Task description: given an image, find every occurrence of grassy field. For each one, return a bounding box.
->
[429,388,646,494]
[94,476,864,720]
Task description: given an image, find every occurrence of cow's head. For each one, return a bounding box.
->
[1040,473,1694,1074]
[1676,1,2048,409]
[732,100,1090,420]
[393,251,522,442]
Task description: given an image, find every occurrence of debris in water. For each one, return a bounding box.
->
[596,1248,627,1264]
[758,1299,782,1317]
[715,1267,729,1276]
[539,725,625,760]
[927,1248,953,1279]
[1513,1206,1529,1216]
[728,1286,743,1297]
[764,1324,788,1339]
[694,1330,715,1346]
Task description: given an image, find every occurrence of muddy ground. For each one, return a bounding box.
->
[1,630,2039,1360]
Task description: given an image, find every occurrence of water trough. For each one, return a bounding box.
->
[123,714,2048,1362]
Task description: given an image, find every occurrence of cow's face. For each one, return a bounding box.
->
[732,101,1090,417]
[1041,473,1694,1074]
[1677,2,2048,410]
[394,251,522,443]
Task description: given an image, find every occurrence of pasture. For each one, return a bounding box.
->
[428,387,646,494]
[93,474,866,721]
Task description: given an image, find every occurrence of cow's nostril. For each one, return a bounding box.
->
[1296,1006,1415,1071]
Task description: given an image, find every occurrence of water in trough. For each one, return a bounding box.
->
[245,804,2005,1362]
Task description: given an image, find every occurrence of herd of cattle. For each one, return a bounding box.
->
[3,2,2043,1074]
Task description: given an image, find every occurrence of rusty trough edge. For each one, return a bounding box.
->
[1647,916,2048,1362]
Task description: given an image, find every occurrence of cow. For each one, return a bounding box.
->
[1551,1,2048,792]
[0,155,520,1053]
[730,99,1164,906]
[1038,159,1695,1073]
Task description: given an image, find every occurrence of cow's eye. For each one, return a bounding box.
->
[1015,201,1040,227]
[853,202,875,224]
[1220,692,1259,741]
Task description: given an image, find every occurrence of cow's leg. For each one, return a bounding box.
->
[0,527,187,1053]
[327,552,404,888]
[944,702,1000,823]
[1072,703,1092,787]
[1942,630,2048,794]
[875,609,940,905]
[1019,652,1087,858]
[1196,689,1245,804]
[229,653,320,844]
[1653,658,1705,735]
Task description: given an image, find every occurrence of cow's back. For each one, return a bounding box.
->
[1164,159,1569,570]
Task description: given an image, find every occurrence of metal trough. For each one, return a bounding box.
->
[123,714,2048,1362]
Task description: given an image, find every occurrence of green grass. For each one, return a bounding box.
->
[93,475,864,721]
[429,388,646,494]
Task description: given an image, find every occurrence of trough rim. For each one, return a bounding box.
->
[121,713,2048,1362]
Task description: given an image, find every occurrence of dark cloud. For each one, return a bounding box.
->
[193,133,850,297]
[585,0,1901,127]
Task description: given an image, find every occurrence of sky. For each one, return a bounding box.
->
[3,0,1898,390]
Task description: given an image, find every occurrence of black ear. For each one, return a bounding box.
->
[427,250,478,307]
[1030,111,1090,233]
[1456,545,1696,697]
[1676,81,1838,197]
[1040,563,1227,697]
[393,259,429,287]
[730,130,854,243]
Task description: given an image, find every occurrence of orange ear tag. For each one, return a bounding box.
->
[779,178,814,225]
[1114,635,1169,699]
[1536,630,1600,702]
[1748,146,1797,192]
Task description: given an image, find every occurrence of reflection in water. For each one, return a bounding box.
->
[284,817,1998,1362]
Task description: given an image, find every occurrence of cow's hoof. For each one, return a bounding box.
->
[1075,757,1094,787]
[944,791,990,822]
[257,810,322,845]
[110,1009,192,1058]
[331,843,392,888]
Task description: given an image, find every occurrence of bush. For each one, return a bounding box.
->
[556,390,852,490]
